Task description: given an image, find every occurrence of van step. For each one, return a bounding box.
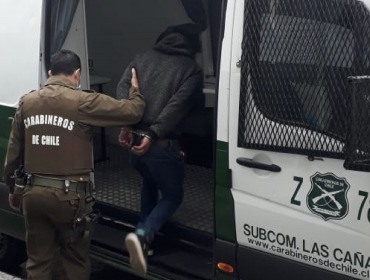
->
[91,223,213,280]
[94,202,214,250]
[94,144,214,234]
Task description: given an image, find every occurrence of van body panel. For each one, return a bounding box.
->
[0,106,16,177]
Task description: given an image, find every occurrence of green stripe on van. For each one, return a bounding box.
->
[215,272,236,280]
[0,105,15,179]
[215,141,236,243]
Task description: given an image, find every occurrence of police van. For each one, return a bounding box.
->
[1,0,370,279]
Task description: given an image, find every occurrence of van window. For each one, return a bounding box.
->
[238,0,370,158]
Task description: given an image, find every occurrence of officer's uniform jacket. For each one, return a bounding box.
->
[3,75,145,193]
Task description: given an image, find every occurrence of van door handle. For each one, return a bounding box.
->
[8,116,14,122]
[236,157,281,172]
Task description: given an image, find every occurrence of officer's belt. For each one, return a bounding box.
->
[28,175,89,191]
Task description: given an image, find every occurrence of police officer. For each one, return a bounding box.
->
[3,49,145,280]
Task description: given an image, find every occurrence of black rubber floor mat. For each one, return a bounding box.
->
[94,144,214,234]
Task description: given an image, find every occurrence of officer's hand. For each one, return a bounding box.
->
[131,68,139,89]
[118,127,133,148]
[8,193,20,211]
[131,137,152,156]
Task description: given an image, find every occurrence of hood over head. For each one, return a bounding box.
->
[153,23,202,58]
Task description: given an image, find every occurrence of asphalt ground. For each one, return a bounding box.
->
[0,259,143,280]
[0,272,19,280]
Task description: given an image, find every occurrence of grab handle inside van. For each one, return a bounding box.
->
[236,158,281,172]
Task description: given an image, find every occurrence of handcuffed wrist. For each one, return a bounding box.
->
[146,129,158,142]
[143,134,154,142]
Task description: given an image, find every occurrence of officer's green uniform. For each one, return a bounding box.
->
[3,75,145,280]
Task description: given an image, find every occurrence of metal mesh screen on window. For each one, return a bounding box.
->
[344,76,370,171]
[238,0,370,160]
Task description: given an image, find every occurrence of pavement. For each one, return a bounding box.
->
[0,272,20,280]
[0,260,141,280]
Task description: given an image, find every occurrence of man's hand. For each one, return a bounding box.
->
[118,127,133,148]
[131,137,152,156]
[131,68,139,89]
[8,193,20,211]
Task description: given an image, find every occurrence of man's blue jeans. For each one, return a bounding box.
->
[129,135,185,241]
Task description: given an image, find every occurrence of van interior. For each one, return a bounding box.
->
[46,1,224,279]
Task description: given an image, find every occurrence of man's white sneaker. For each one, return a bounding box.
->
[125,232,147,274]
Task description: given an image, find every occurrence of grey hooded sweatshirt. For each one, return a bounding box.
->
[116,27,204,141]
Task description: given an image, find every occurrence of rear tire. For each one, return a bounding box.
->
[0,233,27,272]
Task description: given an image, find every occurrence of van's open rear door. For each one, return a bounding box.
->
[0,0,44,178]
[0,0,43,107]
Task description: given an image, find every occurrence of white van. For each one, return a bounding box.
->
[1,0,370,279]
